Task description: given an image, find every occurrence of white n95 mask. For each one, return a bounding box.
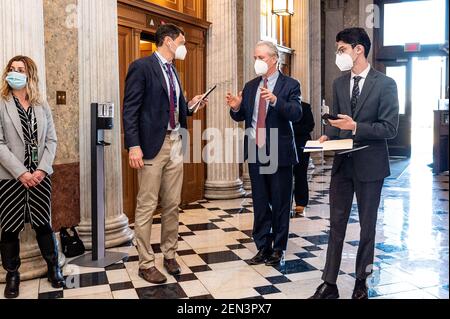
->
[175,45,187,60]
[254,59,269,76]
[335,53,354,71]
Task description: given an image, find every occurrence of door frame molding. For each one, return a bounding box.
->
[118,0,210,31]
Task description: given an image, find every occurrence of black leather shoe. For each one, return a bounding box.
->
[265,250,283,266]
[4,271,20,299]
[352,279,369,299]
[309,282,340,299]
[249,248,273,265]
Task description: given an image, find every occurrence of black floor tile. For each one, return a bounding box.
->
[294,252,316,259]
[240,230,253,237]
[226,244,246,250]
[254,285,281,295]
[223,227,239,232]
[186,223,220,231]
[266,276,291,285]
[173,273,197,282]
[38,290,63,299]
[64,271,109,289]
[198,250,240,264]
[110,281,134,291]
[151,243,162,254]
[136,283,187,299]
[237,238,254,244]
[224,208,252,215]
[274,259,317,274]
[179,231,196,237]
[177,249,197,256]
[105,263,126,271]
[189,265,212,273]
[190,294,214,299]
[181,204,205,210]
[303,234,329,245]
[125,255,139,262]
[346,240,360,247]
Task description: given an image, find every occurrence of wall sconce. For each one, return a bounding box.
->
[272,0,294,16]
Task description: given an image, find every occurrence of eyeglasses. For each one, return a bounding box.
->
[335,43,358,55]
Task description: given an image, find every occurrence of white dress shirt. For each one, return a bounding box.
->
[232,71,280,140]
[350,64,371,135]
[250,71,280,139]
[155,51,181,131]
[350,63,371,98]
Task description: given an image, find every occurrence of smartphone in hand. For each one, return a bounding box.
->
[322,113,340,122]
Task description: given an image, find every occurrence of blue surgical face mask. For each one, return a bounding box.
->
[6,71,27,90]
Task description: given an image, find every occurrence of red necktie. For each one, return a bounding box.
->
[256,78,268,148]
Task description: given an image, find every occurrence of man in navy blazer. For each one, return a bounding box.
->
[123,24,206,284]
[227,41,302,266]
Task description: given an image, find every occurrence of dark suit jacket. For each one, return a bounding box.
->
[230,73,303,167]
[293,102,315,145]
[123,53,191,160]
[326,68,399,182]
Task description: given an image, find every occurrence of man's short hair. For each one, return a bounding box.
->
[256,40,280,59]
[155,23,185,47]
[336,28,371,58]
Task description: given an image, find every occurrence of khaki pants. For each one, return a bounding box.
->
[134,135,183,270]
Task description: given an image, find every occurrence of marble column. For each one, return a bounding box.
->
[77,0,133,248]
[204,0,246,200]
[0,0,63,282]
[324,0,345,114]
[291,0,310,104]
[309,0,323,140]
[241,0,261,192]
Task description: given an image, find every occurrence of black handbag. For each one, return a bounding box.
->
[60,226,85,258]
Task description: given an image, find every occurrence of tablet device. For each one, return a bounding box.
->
[189,85,217,113]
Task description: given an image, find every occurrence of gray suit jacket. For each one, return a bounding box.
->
[0,94,57,180]
[325,68,399,182]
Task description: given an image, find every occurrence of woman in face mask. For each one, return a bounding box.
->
[0,56,64,298]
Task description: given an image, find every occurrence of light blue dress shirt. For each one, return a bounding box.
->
[249,71,280,139]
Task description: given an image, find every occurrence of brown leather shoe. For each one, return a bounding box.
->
[295,206,305,216]
[164,258,181,275]
[138,267,167,284]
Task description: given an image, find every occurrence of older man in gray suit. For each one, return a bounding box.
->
[310,28,399,299]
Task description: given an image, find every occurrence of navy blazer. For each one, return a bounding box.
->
[230,73,303,167]
[325,68,399,182]
[123,53,191,160]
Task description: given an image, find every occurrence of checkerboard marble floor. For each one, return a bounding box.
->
[2,156,448,299]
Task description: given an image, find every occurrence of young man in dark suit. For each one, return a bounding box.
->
[123,24,206,284]
[227,41,303,267]
[310,28,399,299]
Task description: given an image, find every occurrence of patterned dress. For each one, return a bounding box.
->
[0,96,52,233]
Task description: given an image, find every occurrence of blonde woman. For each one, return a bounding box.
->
[0,56,65,298]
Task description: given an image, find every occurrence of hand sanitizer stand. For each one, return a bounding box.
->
[70,103,128,268]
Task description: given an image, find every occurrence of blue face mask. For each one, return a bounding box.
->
[6,72,27,90]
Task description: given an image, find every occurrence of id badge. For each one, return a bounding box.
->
[31,146,38,164]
